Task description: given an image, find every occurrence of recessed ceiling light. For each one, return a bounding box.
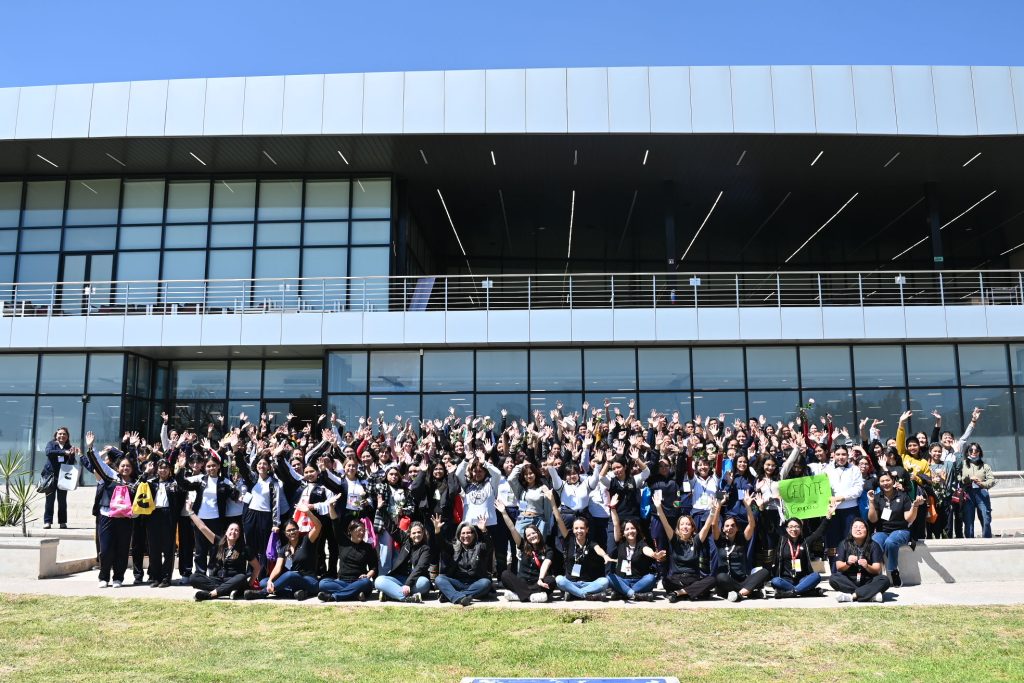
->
[735,150,747,166]
[262,150,278,165]
[189,151,206,166]
[883,152,900,168]
[963,152,981,167]
[810,150,824,166]
[35,154,58,168]
[642,149,649,166]
[79,182,98,195]
[891,189,997,260]
[196,351,203,354]
[680,190,724,262]
[566,190,576,259]
[337,150,349,164]
[419,149,429,165]
[220,180,234,193]
[105,152,126,167]
[490,150,496,166]
[785,192,858,263]
[573,149,578,166]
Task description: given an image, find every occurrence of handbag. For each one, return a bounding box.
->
[36,467,57,495]
[132,482,155,516]
[57,462,81,492]
[266,530,279,562]
[109,484,134,518]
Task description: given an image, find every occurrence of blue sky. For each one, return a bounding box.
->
[1,0,1021,87]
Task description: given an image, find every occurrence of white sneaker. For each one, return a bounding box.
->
[504,591,520,602]
[111,580,123,588]
[727,591,740,602]
[98,581,109,588]
[529,592,550,603]
[872,592,884,603]
[835,593,853,603]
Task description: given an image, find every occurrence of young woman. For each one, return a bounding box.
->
[190,515,260,601]
[551,498,613,601]
[653,491,717,602]
[373,511,435,603]
[43,426,78,529]
[435,515,493,607]
[373,464,414,575]
[508,460,553,537]
[244,504,322,600]
[411,457,461,575]
[176,451,235,576]
[145,459,182,588]
[317,496,378,602]
[755,455,782,567]
[867,472,924,587]
[607,494,665,602]
[828,518,889,603]
[960,443,995,539]
[712,495,768,602]
[771,504,836,599]
[236,453,285,578]
[495,497,556,603]
[84,432,137,588]
[721,454,757,537]
[598,449,650,530]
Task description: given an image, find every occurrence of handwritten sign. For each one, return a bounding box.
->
[778,474,831,519]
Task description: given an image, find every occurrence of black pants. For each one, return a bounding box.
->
[44,488,68,525]
[189,572,249,596]
[500,569,555,601]
[715,568,771,597]
[492,509,518,574]
[828,572,890,601]
[313,512,337,578]
[176,515,194,578]
[193,517,226,574]
[663,573,717,600]
[98,516,133,583]
[243,508,275,577]
[945,499,964,538]
[147,509,176,583]
[131,516,149,581]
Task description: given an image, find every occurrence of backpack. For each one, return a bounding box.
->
[132,482,155,516]
[109,484,134,518]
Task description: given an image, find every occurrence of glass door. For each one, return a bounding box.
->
[60,253,114,314]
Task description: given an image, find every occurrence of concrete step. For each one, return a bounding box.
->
[897,537,1024,585]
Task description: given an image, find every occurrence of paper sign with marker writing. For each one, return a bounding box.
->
[778,473,831,519]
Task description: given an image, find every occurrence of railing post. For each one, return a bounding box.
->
[403,278,408,312]
[527,277,531,311]
[444,277,448,312]
[858,274,864,306]
[776,273,781,311]
[651,275,657,310]
[939,273,945,306]
[817,274,823,311]
[898,275,905,307]
[610,275,615,308]
[321,278,326,312]
[568,276,573,310]
[735,274,740,308]
[362,279,366,312]
[979,272,985,305]
[1018,272,1023,305]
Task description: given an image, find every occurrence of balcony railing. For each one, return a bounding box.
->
[1,270,1022,317]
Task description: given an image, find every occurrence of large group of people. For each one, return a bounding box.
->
[43,397,998,606]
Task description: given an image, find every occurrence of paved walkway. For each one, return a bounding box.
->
[3,570,1023,609]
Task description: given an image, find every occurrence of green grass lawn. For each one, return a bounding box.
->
[1,595,1021,682]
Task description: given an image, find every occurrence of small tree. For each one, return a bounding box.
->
[0,450,38,536]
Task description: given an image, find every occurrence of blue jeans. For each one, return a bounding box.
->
[872,529,912,572]
[318,577,373,601]
[260,571,318,598]
[964,489,993,539]
[434,575,492,603]
[771,573,821,595]
[606,572,658,598]
[555,575,609,599]
[374,574,431,601]
[515,514,547,538]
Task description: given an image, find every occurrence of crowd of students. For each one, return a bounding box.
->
[46,397,997,605]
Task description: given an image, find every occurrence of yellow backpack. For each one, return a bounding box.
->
[132,482,155,516]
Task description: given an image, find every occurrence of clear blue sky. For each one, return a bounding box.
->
[1,0,1021,87]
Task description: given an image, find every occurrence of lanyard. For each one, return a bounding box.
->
[787,539,801,561]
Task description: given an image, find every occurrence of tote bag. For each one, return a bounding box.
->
[57,462,81,492]
[109,485,134,518]
[132,482,155,516]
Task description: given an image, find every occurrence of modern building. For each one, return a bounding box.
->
[1,65,1024,475]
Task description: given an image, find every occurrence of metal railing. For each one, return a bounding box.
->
[1,270,1022,317]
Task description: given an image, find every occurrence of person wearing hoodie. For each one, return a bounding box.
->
[960,443,996,539]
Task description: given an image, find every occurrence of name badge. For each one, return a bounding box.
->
[737,489,746,501]
[433,489,441,501]
[792,558,802,573]
[285,556,294,570]
[620,560,632,576]
[571,563,582,578]
[881,507,893,522]
[241,493,252,505]
[682,481,692,493]
[696,493,711,508]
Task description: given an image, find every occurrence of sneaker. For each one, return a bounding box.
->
[727,591,740,603]
[98,580,109,588]
[59,524,67,529]
[293,590,310,601]
[872,592,884,603]
[111,580,123,588]
[378,591,387,603]
[317,591,333,602]
[43,524,51,530]
[529,592,550,603]
[813,588,827,598]
[668,592,682,604]
[438,593,449,604]
[243,590,263,600]
[504,591,520,602]
[194,590,213,602]
[584,593,605,602]
[409,593,423,604]
[358,591,367,602]
[231,590,244,600]
[774,590,794,600]
[457,596,473,607]
[835,593,853,603]
[158,581,171,589]
[634,592,655,602]
[890,570,902,588]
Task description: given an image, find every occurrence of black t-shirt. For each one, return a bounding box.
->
[337,540,378,583]
[608,476,641,520]
[714,533,749,579]
[211,537,251,578]
[280,536,318,575]
[873,491,913,532]
[561,538,606,582]
[669,535,703,577]
[614,539,654,578]
[836,538,884,584]
[516,539,555,584]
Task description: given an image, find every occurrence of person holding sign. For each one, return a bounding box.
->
[828,518,889,603]
[712,493,769,602]
[607,494,665,602]
[652,490,717,602]
[867,471,924,588]
[770,503,836,599]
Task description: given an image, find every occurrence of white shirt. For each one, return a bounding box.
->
[826,462,863,510]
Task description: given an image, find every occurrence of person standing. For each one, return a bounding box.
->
[43,427,79,529]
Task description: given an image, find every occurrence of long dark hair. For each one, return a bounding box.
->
[516,461,543,489]
[216,522,246,563]
[520,523,547,561]
[964,442,985,464]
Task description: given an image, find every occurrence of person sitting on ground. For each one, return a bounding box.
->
[712,492,769,602]
[495,496,557,603]
[551,497,613,601]
[607,494,665,602]
[190,515,260,601]
[829,518,889,603]
[653,490,717,603]
[318,493,378,602]
[435,516,493,607]
[244,504,322,600]
[771,504,836,599]
[373,512,435,603]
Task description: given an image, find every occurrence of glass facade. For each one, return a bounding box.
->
[0,177,392,310]
[5,343,1024,473]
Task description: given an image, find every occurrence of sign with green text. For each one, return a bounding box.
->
[779,474,831,519]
